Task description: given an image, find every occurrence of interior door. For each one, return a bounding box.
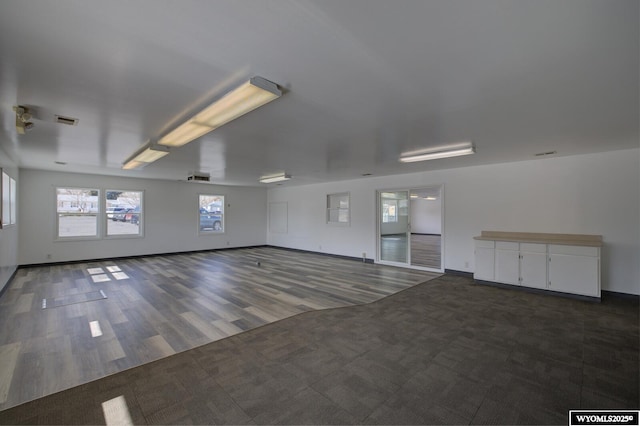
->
[379,191,410,264]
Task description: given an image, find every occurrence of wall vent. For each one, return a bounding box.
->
[55,115,79,126]
[535,151,557,157]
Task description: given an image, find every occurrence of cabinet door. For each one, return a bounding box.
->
[520,252,547,289]
[474,247,495,281]
[548,254,600,297]
[495,249,520,285]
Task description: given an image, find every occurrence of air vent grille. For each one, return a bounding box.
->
[535,151,557,157]
[187,173,211,182]
[55,115,79,126]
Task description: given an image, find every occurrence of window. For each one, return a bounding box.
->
[327,192,350,225]
[9,176,16,225]
[1,170,13,228]
[382,199,398,223]
[56,188,99,238]
[106,190,143,237]
[199,195,224,233]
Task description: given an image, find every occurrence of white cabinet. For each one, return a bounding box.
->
[473,232,601,299]
[495,242,520,285]
[519,243,547,289]
[474,240,495,281]
[548,245,600,297]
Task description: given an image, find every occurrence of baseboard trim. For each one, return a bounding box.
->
[267,245,375,264]
[18,245,270,269]
[601,290,640,301]
[0,267,19,299]
[18,244,377,269]
[444,269,473,278]
[474,279,601,302]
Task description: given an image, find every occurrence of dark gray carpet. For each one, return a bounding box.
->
[0,274,638,425]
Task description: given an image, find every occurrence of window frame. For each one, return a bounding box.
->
[104,189,144,239]
[55,187,101,241]
[326,192,350,226]
[198,194,225,235]
[1,170,14,229]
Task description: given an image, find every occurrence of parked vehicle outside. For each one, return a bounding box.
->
[106,206,127,221]
[125,206,140,225]
[199,208,222,231]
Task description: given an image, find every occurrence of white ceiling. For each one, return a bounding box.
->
[0,0,637,187]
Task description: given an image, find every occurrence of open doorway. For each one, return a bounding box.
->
[377,185,443,272]
[409,186,442,270]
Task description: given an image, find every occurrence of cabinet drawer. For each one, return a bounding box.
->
[496,241,519,250]
[475,240,495,249]
[548,245,599,257]
[520,243,546,253]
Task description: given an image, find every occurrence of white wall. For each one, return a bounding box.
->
[411,198,442,235]
[267,149,640,295]
[19,169,267,265]
[0,147,18,293]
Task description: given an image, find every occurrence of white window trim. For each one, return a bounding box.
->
[198,194,226,236]
[327,192,350,226]
[104,190,144,240]
[55,187,101,241]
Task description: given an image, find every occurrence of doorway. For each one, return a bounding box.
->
[377,185,443,272]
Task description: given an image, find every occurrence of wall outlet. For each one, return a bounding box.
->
[465,261,470,268]
[362,252,366,258]
[46,254,52,260]
[226,241,230,246]
[319,244,322,250]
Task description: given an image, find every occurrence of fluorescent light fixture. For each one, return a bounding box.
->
[122,143,170,170]
[158,76,282,147]
[410,194,419,199]
[259,172,291,183]
[425,196,437,201]
[400,142,475,163]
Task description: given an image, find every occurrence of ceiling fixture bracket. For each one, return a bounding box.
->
[13,105,34,134]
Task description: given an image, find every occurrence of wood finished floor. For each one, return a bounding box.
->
[0,247,440,410]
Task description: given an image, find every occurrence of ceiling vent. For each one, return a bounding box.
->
[55,115,79,126]
[187,172,210,182]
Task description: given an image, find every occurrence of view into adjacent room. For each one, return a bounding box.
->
[378,185,443,271]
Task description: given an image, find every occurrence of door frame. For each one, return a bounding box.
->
[376,184,445,273]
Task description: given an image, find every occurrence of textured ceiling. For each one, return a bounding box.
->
[0,0,637,186]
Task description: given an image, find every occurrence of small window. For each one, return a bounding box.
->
[56,188,99,238]
[382,199,398,223]
[106,190,143,237]
[327,193,350,225]
[0,171,16,227]
[199,195,224,233]
[9,176,16,225]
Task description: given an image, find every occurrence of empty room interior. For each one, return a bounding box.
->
[0,1,638,425]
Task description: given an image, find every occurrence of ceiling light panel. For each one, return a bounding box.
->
[259,172,291,183]
[159,77,282,147]
[400,141,475,163]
